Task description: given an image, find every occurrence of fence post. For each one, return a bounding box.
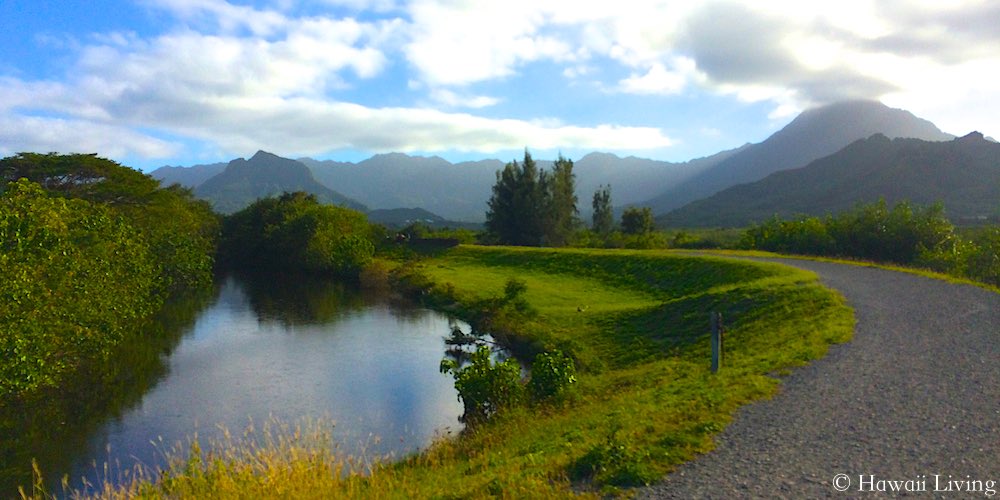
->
[710,312,723,373]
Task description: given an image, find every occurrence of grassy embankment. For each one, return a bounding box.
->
[61,245,853,498]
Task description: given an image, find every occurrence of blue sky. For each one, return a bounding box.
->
[2,0,999,171]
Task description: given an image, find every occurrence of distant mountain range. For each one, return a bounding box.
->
[640,100,955,213]
[193,151,366,214]
[660,132,1000,227]
[151,99,995,228]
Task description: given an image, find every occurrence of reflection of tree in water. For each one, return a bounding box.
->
[0,288,216,496]
[237,270,439,329]
[237,271,370,327]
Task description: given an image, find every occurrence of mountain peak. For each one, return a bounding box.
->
[959,131,985,142]
[249,150,281,162]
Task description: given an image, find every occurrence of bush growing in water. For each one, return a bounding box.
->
[440,345,525,424]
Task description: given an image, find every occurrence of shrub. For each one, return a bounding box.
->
[440,345,525,424]
[0,180,160,399]
[528,349,577,402]
[570,429,657,487]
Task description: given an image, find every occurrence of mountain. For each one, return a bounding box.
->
[150,162,227,188]
[571,147,744,210]
[659,132,1000,227]
[301,154,502,222]
[301,150,737,222]
[366,207,481,230]
[194,151,367,214]
[643,100,955,214]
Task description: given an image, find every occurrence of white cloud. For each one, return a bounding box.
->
[618,58,702,95]
[428,89,500,109]
[5,0,1000,164]
[0,114,179,159]
[403,0,576,86]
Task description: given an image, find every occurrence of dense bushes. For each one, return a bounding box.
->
[0,153,219,402]
[0,180,161,399]
[0,153,218,293]
[219,192,375,277]
[741,199,1000,286]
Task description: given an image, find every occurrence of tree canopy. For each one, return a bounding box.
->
[220,192,375,277]
[591,185,614,236]
[485,151,579,246]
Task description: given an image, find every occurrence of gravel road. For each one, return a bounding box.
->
[641,258,1000,499]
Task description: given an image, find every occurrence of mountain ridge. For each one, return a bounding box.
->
[659,132,1000,227]
[641,100,955,214]
[194,151,366,214]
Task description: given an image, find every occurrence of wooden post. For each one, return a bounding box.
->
[710,312,722,374]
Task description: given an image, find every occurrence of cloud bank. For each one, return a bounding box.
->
[1,0,998,164]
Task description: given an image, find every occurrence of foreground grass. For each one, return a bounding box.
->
[50,246,852,498]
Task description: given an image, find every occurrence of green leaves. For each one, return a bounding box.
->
[0,179,160,399]
[219,192,374,277]
[441,345,525,424]
[528,349,577,402]
[485,151,580,247]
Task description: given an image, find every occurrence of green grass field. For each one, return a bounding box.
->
[61,246,853,499]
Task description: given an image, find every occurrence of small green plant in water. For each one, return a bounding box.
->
[440,345,524,424]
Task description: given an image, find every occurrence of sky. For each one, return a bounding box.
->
[1,0,999,171]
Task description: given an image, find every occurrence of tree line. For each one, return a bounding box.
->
[0,153,381,404]
[484,151,657,247]
[0,153,218,401]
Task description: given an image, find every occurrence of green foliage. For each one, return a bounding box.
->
[485,151,580,247]
[620,206,654,235]
[742,200,954,264]
[440,345,525,424]
[571,428,658,487]
[220,192,375,277]
[545,155,580,246]
[965,227,1000,286]
[0,179,160,399]
[591,185,614,236]
[528,349,577,402]
[740,199,1000,287]
[0,153,219,293]
[575,229,669,249]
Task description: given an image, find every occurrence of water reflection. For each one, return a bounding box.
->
[0,289,213,495]
[2,273,465,495]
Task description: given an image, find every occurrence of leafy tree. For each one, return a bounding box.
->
[220,192,374,277]
[592,185,614,236]
[620,206,654,235]
[0,153,219,292]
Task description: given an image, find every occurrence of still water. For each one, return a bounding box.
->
[50,272,463,490]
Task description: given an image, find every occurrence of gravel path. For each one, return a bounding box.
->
[641,259,1000,499]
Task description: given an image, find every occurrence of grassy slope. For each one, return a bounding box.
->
[78,246,853,499]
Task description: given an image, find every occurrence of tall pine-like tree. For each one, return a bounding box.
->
[486,151,580,247]
[486,151,549,246]
[592,185,614,236]
[544,155,579,246]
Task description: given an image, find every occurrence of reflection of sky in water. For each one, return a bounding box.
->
[72,276,463,486]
